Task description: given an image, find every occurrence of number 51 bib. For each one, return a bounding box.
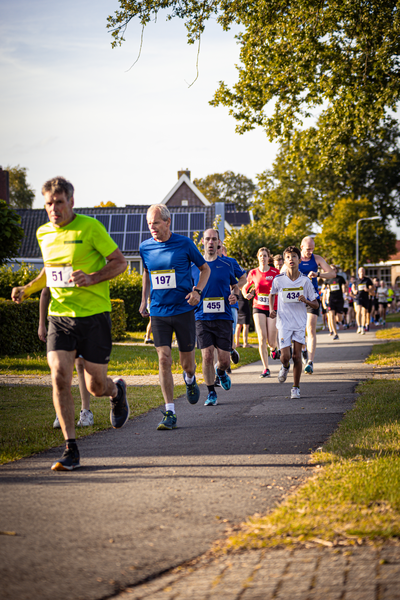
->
[45,264,75,288]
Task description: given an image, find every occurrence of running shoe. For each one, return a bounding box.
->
[329,331,334,336]
[333,334,339,340]
[278,364,290,383]
[361,327,365,335]
[157,410,177,430]
[183,373,200,404]
[271,348,281,360]
[215,366,231,390]
[291,387,301,399]
[301,349,308,365]
[110,378,130,428]
[77,409,94,427]
[144,338,154,344]
[205,391,218,406]
[304,361,314,374]
[230,349,240,364]
[51,445,81,471]
[53,415,61,429]
[357,326,362,334]
[214,376,221,388]
[260,368,270,378]
[365,324,369,332]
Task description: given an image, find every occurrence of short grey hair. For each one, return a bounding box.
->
[147,204,171,221]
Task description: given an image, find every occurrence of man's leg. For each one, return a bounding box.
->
[47,350,76,441]
[84,360,129,429]
[292,341,303,388]
[306,313,318,361]
[156,345,174,404]
[75,357,91,411]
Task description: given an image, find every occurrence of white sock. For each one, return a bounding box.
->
[184,374,195,385]
[166,403,175,413]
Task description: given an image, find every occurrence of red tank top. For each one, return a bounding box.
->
[244,267,279,310]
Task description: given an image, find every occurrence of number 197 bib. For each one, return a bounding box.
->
[282,287,303,303]
[151,270,176,289]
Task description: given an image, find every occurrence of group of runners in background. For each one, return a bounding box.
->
[10,175,398,471]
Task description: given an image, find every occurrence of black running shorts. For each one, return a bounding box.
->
[307,298,320,316]
[151,310,196,351]
[328,299,344,314]
[47,313,112,364]
[195,319,232,352]
[253,307,270,317]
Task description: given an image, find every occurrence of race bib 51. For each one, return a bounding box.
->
[45,265,75,288]
[151,270,176,289]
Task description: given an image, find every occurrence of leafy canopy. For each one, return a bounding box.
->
[193,171,256,210]
[108,1,400,168]
[0,200,25,266]
[7,165,35,210]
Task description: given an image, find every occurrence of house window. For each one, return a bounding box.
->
[181,200,188,206]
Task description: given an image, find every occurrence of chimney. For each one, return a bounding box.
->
[0,166,10,205]
[178,169,191,180]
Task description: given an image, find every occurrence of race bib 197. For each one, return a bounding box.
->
[45,265,75,288]
[257,294,269,306]
[151,270,176,289]
[282,287,303,303]
[203,297,225,313]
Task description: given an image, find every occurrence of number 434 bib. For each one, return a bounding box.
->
[282,287,304,303]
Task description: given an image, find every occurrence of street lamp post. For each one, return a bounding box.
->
[356,216,380,275]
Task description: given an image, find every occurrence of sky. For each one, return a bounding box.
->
[0,0,277,210]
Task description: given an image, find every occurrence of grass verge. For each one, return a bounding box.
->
[0,384,185,464]
[365,335,400,367]
[0,339,261,376]
[221,378,400,550]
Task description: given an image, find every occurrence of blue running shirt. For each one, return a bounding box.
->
[299,253,319,293]
[220,256,246,310]
[192,257,237,321]
[140,233,206,317]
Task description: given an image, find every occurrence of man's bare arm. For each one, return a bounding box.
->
[314,255,335,279]
[11,268,46,303]
[139,270,151,317]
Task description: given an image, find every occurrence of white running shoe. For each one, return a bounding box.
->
[278,364,290,383]
[291,387,301,399]
[77,409,94,427]
[361,327,365,335]
[357,326,362,334]
[53,415,61,429]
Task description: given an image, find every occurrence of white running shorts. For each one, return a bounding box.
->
[278,327,306,349]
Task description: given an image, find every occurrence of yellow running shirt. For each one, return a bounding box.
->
[36,214,118,317]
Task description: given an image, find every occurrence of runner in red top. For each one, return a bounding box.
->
[242,247,280,378]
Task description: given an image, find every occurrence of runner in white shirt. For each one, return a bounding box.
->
[269,246,319,399]
[377,280,389,325]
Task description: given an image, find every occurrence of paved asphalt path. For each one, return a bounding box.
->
[0,328,378,600]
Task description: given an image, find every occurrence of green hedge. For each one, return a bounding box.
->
[109,269,147,332]
[0,299,127,356]
[0,263,42,300]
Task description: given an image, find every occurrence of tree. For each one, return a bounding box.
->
[94,201,117,207]
[315,198,396,273]
[223,222,297,270]
[254,118,400,228]
[108,1,400,169]
[193,171,256,209]
[0,200,25,266]
[7,165,35,209]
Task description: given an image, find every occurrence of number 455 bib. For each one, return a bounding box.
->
[282,287,304,303]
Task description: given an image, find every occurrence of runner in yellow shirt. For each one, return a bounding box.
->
[12,177,128,471]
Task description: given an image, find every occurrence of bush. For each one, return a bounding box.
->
[0,299,127,356]
[109,269,147,332]
[110,299,126,340]
[0,262,41,300]
[0,299,45,355]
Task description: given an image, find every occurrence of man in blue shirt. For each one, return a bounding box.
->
[139,204,210,430]
[192,229,239,406]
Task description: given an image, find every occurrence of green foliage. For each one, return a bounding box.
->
[0,201,25,266]
[193,171,256,210]
[109,268,146,331]
[224,223,297,271]
[315,198,397,273]
[0,262,41,299]
[108,1,400,170]
[110,299,127,340]
[95,201,117,207]
[6,165,35,209]
[254,120,400,228]
[0,299,46,355]
[0,298,127,356]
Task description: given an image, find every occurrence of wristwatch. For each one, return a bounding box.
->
[194,288,202,296]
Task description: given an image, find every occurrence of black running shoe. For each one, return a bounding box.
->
[183,373,200,404]
[157,410,177,430]
[230,348,240,364]
[110,378,130,428]
[214,377,221,388]
[271,348,280,360]
[51,445,81,471]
